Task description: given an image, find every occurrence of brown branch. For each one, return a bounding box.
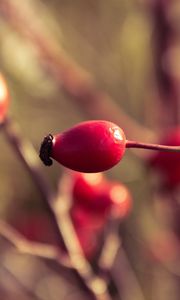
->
[2,264,44,300]
[52,173,112,300]
[98,220,145,300]
[2,117,66,248]
[0,219,70,267]
[148,0,180,125]
[2,117,112,300]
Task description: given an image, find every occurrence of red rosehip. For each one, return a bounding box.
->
[0,74,9,123]
[71,172,132,219]
[74,225,99,258]
[72,172,111,212]
[70,206,106,258]
[148,127,180,188]
[39,120,126,173]
[71,205,107,230]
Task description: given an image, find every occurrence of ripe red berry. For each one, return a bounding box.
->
[0,74,9,123]
[71,171,132,219]
[71,206,106,231]
[39,120,126,173]
[148,127,180,188]
[70,203,106,258]
[72,172,111,212]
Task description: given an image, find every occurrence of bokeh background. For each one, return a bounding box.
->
[0,0,180,299]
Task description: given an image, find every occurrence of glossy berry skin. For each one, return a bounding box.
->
[148,127,180,188]
[40,120,126,173]
[0,74,9,123]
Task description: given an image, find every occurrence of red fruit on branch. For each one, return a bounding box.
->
[39,120,126,173]
[0,74,9,123]
[40,120,180,173]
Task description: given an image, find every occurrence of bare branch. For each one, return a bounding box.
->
[0,219,70,267]
[2,118,112,299]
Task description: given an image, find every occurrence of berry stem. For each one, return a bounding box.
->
[126,140,180,152]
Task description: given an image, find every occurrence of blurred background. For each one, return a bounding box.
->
[0,0,180,299]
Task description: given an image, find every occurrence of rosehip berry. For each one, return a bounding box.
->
[71,172,132,219]
[0,74,9,123]
[71,206,106,231]
[39,120,126,173]
[148,127,180,188]
[71,205,106,258]
[74,225,99,258]
[72,172,111,212]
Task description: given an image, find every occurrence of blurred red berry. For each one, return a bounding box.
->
[74,225,100,258]
[70,206,105,258]
[72,172,111,212]
[71,205,106,230]
[105,182,132,219]
[71,172,132,220]
[40,120,126,172]
[148,127,180,188]
[0,74,9,123]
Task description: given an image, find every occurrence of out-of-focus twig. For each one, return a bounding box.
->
[2,117,66,248]
[2,117,112,300]
[0,0,156,146]
[140,196,180,277]
[2,264,44,300]
[149,0,180,125]
[0,219,70,267]
[98,231,120,272]
[98,220,145,300]
[112,246,145,300]
[52,173,112,300]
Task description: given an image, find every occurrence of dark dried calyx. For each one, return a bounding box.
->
[39,134,54,166]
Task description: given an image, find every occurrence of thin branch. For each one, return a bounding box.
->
[2,117,66,248]
[52,174,112,300]
[2,117,112,300]
[98,220,121,272]
[0,219,70,267]
[112,246,145,300]
[148,0,180,125]
[2,264,44,300]
[99,219,145,300]
[126,140,180,152]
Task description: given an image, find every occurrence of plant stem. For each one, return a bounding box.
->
[2,117,112,300]
[126,140,180,152]
[0,220,70,267]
